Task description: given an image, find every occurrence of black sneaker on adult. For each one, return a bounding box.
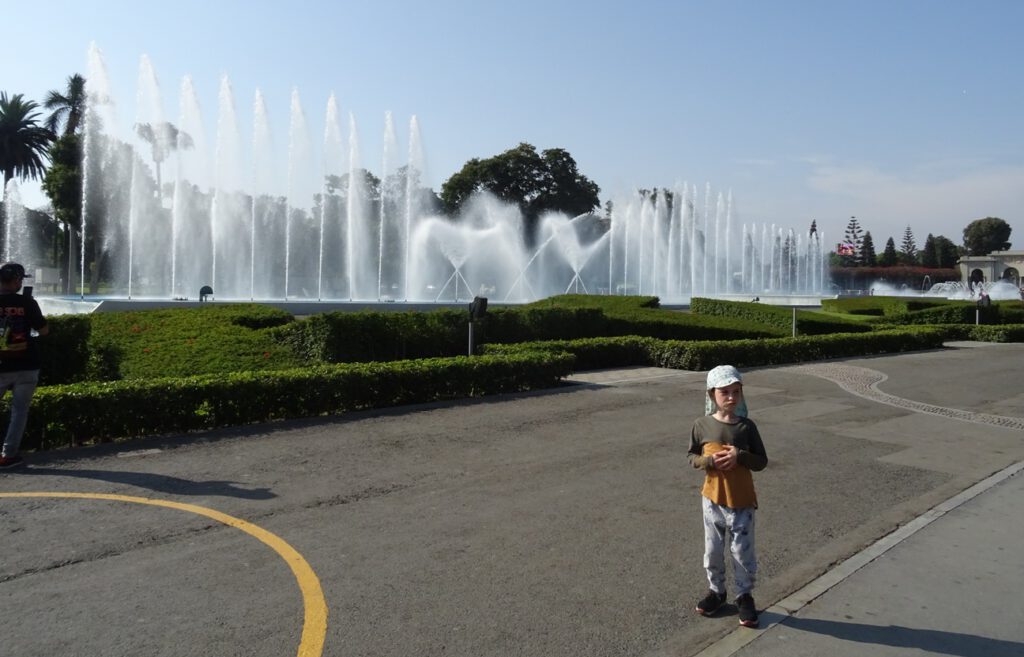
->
[0,455,25,469]
[696,590,726,616]
[736,593,759,627]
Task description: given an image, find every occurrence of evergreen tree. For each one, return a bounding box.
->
[900,225,917,264]
[841,216,863,266]
[861,231,877,266]
[920,234,938,268]
[879,237,899,267]
[933,235,960,268]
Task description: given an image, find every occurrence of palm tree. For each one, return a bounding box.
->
[0,92,54,190]
[0,92,55,253]
[134,121,194,195]
[44,74,87,136]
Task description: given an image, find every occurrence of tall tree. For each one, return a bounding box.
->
[878,237,899,267]
[0,92,54,190]
[0,92,55,250]
[44,74,87,137]
[900,225,917,264]
[920,234,938,268]
[134,121,194,196]
[441,143,599,242]
[41,134,82,292]
[932,235,960,268]
[861,231,877,266]
[962,217,1011,255]
[841,216,863,266]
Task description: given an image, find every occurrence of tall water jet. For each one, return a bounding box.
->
[65,47,828,306]
[319,94,344,300]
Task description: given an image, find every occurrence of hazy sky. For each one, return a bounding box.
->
[5,0,1023,249]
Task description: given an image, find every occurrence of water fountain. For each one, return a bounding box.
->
[12,45,831,310]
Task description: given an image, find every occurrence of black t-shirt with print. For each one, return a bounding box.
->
[0,293,47,372]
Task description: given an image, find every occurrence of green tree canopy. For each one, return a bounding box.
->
[962,217,1011,255]
[134,121,194,195]
[900,225,917,264]
[441,143,600,240]
[41,134,82,227]
[920,234,938,268]
[932,235,960,268]
[44,74,86,136]
[878,236,899,267]
[0,92,54,189]
[841,216,863,266]
[861,231,877,266]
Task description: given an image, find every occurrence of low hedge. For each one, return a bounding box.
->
[273,309,467,363]
[819,296,950,316]
[691,297,871,334]
[482,336,657,370]
[36,315,92,385]
[531,294,786,339]
[883,302,1000,325]
[483,328,947,372]
[15,351,575,451]
[86,304,303,380]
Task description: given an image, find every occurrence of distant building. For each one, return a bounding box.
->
[957,249,1024,287]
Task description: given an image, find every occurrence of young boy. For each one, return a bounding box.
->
[687,365,767,628]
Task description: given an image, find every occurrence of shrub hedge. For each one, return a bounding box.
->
[14,351,575,451]
[85,304,303,380]
[819,296,952,316]
[690,297,871,334]
[36,315,92,385]
[482,327,947,372]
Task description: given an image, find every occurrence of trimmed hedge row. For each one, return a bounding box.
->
[483,327,948,372]
[819,296,950,316]
[690,297,871,334]
[14,351,575,451]
[272,309,468,363]
[85,304,303,381]
[36,315,92,385]
[274,303,781,364]
[883,303,1000,325]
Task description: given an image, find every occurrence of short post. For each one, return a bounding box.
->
[467,296,488,356]
[792,307,797,337]
[976,308,980,325]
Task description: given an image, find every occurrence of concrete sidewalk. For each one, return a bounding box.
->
[699,462,1024,657]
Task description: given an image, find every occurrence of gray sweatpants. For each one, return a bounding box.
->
[702,495,757,596]
[0,369,40,458]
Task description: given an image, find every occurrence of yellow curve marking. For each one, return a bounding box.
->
[0,492,327,657]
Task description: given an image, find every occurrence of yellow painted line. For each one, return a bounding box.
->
[0,492,327,657]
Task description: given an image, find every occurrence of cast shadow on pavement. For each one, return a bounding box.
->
[782,616,1023,657]
[15,467,276,500]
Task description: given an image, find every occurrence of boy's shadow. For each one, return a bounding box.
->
[781,616,1024,657]
[20,467,275,500]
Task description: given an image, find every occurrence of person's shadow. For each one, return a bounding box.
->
[782,616,1024,657]
[19,467,275,500]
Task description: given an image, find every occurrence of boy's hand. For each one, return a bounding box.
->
[712,446,738,471]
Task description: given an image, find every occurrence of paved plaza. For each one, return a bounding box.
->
[2,342,1022,656]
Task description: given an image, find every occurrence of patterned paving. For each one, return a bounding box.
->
[786,363,1024,431]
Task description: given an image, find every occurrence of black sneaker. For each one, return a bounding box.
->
[0,455,25,469]
[696,590,726,616]
[736,593,759,627]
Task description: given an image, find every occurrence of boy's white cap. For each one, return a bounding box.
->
[705,365,748,417]
[706,365,742,390]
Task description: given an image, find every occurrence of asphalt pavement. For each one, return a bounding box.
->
[1,341,1022,657]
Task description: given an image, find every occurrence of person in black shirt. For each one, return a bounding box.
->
[0,263,49,469]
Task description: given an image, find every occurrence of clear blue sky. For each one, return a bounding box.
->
[5,0,1023,249]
